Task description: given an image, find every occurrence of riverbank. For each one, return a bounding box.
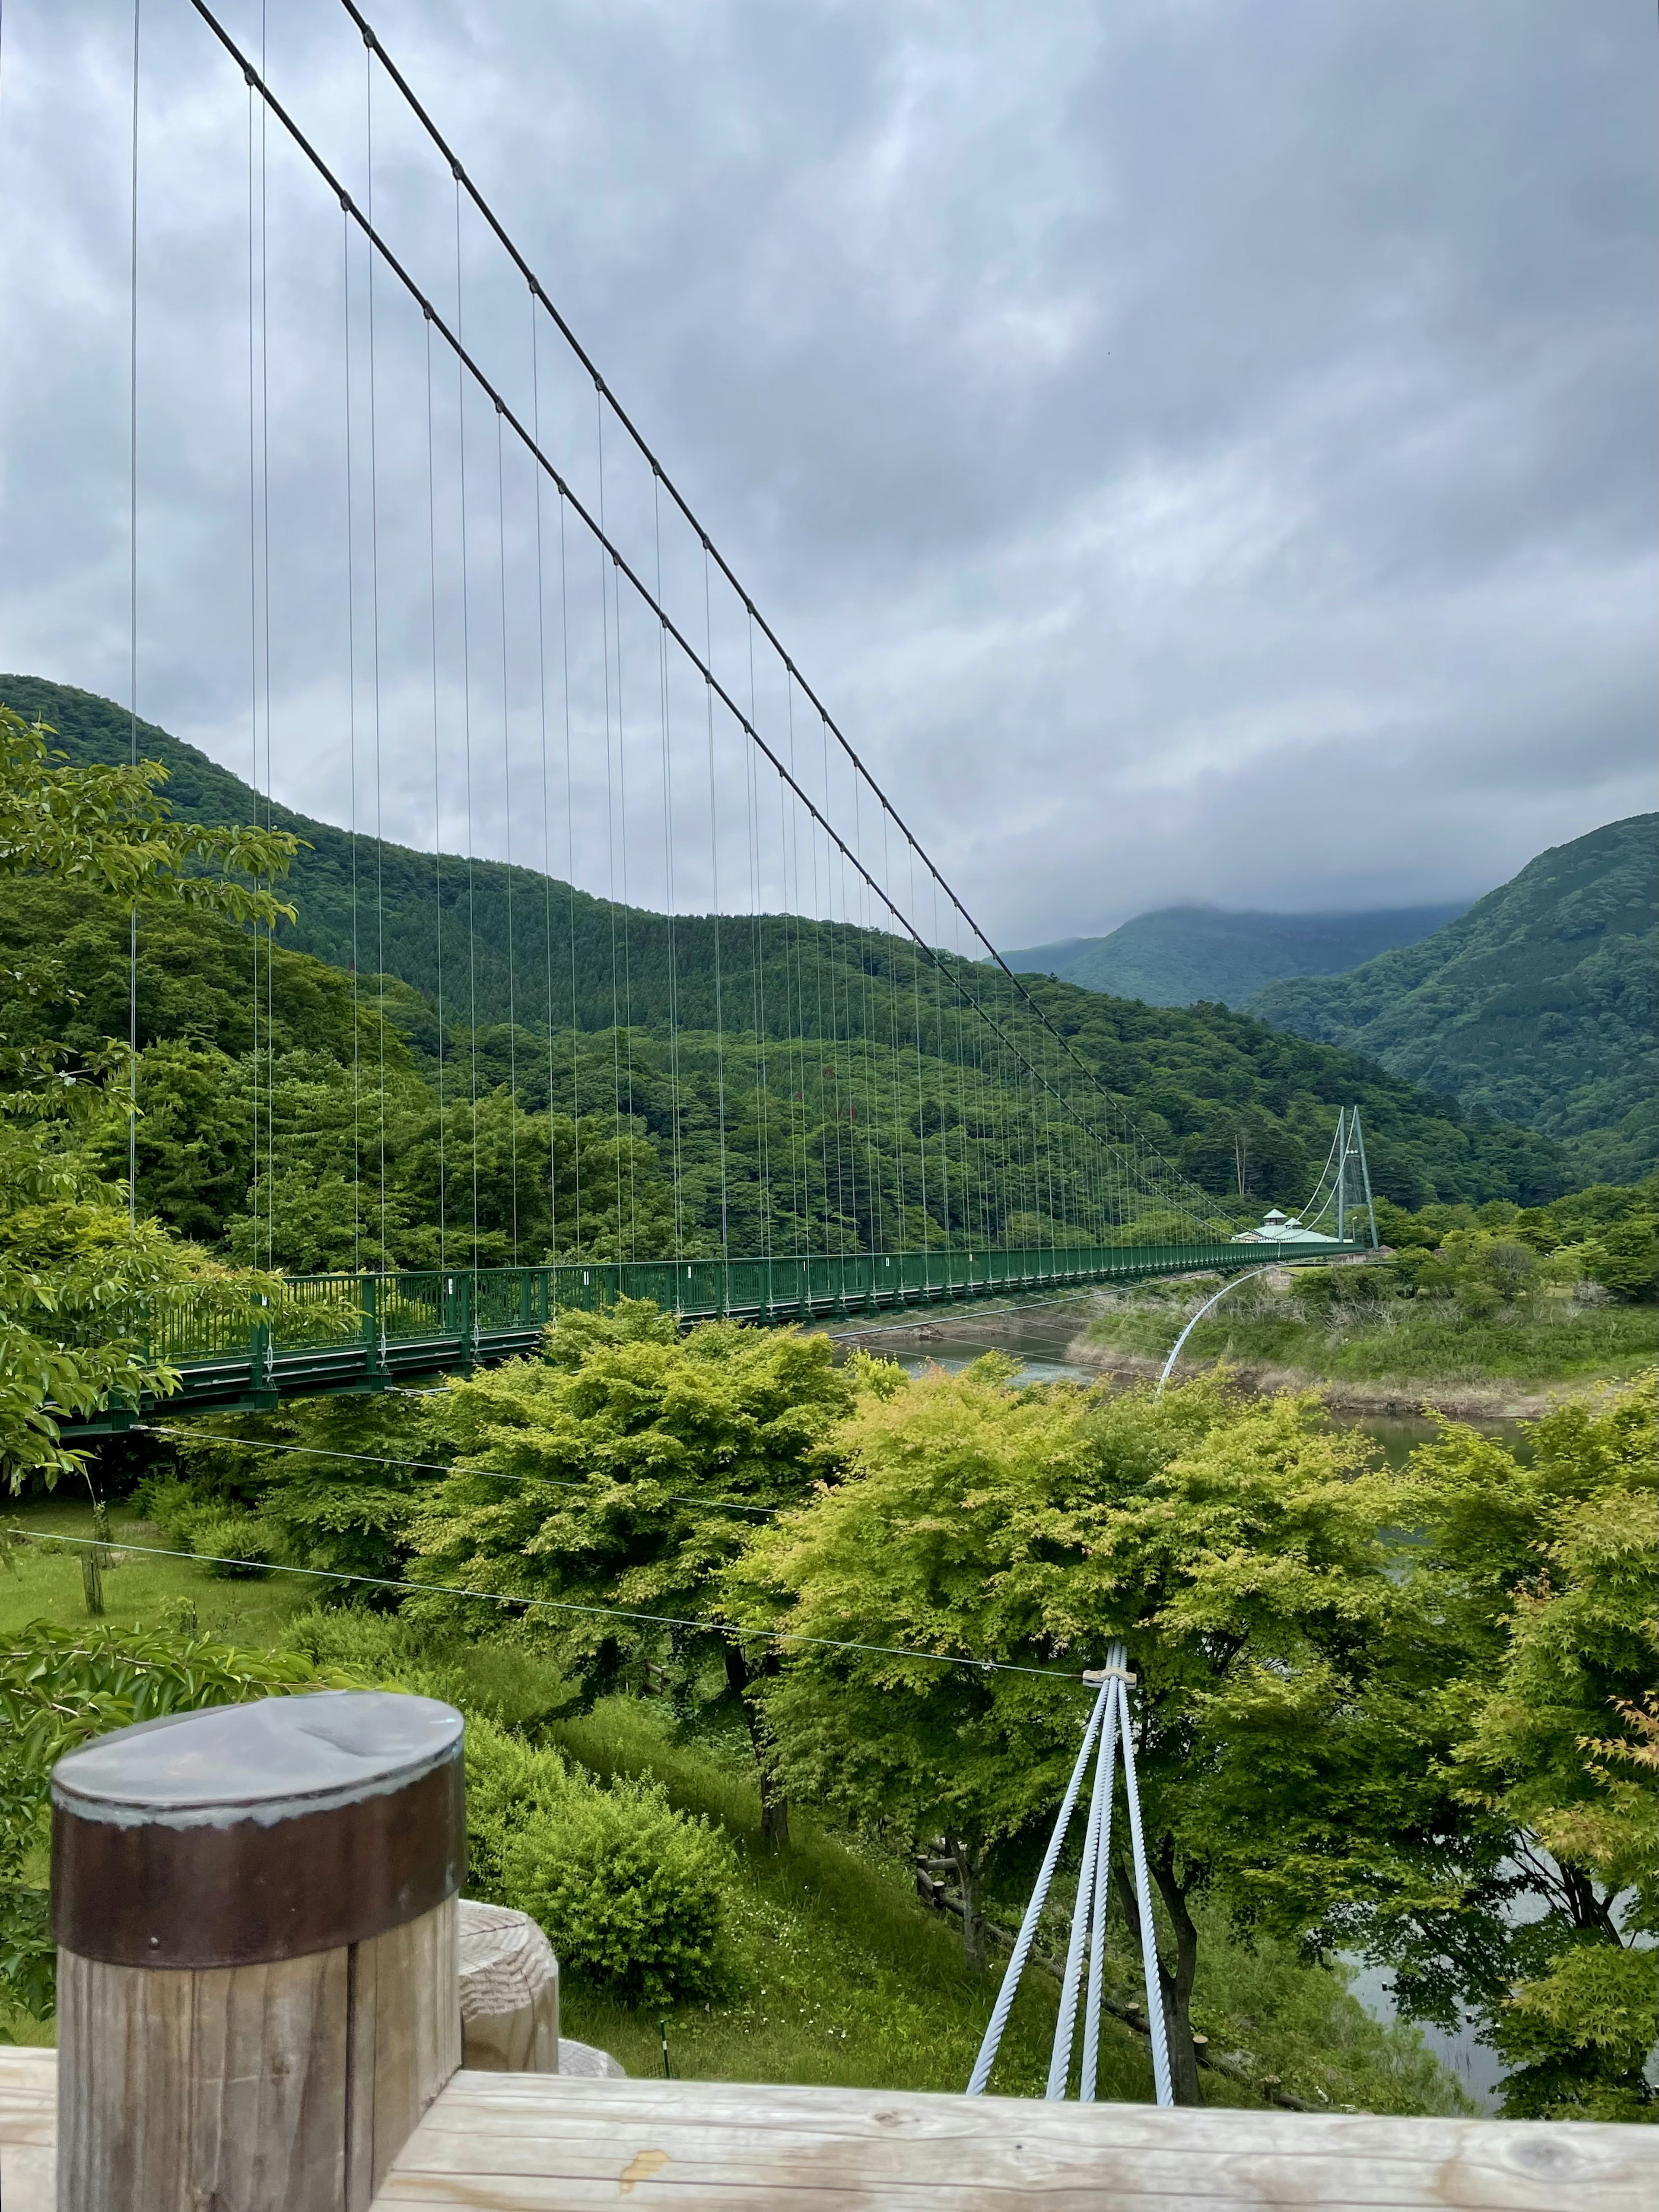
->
[1068,1283,1655,1418]
[848,1288,1657,1420]
[1062,1341,1581,1420]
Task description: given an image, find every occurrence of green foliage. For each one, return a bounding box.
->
[1158,1903,1474,2117]
[1253,814,1659,1184]
[1374,1180,1659,1308]
[0,1619,331,2014]
[146,1391,449,1587]
[0,704,297,925]
[460,1707,735,2007]
[502,1774,736,2009]
[1404,1375,1658,2117]
[1491,1940,1659,2122]
[1581,1213,1659,1302]
[727,1368,1448,2101]
[0,676,1582,1283]
[412,1308,852,1674]
[0,704,301,1491]
[1090,1283,1655,1390]
[140,1482,273,1578]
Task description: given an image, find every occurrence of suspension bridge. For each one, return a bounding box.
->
[30,0,1370,1433]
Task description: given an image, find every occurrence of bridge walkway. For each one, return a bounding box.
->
[64,1238,1360,1430]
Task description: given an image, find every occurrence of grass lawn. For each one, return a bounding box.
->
[0,1495,317,1643]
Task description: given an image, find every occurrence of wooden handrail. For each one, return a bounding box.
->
[5,2047,1653,2210]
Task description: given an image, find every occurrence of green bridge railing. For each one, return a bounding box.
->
[68,1237,1362,1428]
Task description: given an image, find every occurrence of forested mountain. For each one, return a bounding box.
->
[1251,816,1658,1187]
[1002,902,1468,1006]
[0,674,1572,1274]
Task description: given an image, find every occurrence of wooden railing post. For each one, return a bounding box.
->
[51,1689,465,2212]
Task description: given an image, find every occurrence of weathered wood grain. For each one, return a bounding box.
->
[0,2047,56,2212]
[55,1895,459,2212]
[12,2050,1659,2211]
[354,1894,463,2203]
[371,2070,1659,2211]
[458,1900,559,2074]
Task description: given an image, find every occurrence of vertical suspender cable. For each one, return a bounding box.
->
[703,544,729,1279]
[365,40,387,1264]
[617,547,638,1258]
[424,310,446,1268]
[823,717,847,1259]
[780,693,804,1248]
[127,0,140,1228]
[782,677,804,1246]
[454,178,479,1272]
[531,301,557,1257]
[595,394,623,1248]
[245,68,261,1268]
[343,204,362,1271]
[259,0,274,1269]
[653,476,683,1259]
[496,405,519,1263]
[907,844,930,1266]
[558,492,582,1253]
[747,618,772,1274]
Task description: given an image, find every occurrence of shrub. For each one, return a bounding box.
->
[500,1777,734,2008]
[137,1477,272,1575]
[190,1511,273,1577]
[464,1711,737,2007]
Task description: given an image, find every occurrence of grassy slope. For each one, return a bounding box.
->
[1083,1288,1657,1387]
[1,1497,1466,2113]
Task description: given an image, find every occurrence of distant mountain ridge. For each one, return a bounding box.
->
[1250,815,1658,1187]
[1003,902,1468,1007]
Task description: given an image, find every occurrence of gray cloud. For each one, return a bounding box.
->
[0,0,1653,949]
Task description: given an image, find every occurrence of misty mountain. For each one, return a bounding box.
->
[1250,815,1658,1186]
[1002,902,1468,1007]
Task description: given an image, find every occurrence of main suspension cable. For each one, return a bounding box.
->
[182,0,1210,1220]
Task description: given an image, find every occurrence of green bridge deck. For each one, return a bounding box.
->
[67,1238,1361,1430]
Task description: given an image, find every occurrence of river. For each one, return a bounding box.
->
[815,1300,1533,2108]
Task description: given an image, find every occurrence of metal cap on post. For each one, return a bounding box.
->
[52,1690,466,2212]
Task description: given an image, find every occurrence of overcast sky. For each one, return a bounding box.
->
[0,0,1653,950]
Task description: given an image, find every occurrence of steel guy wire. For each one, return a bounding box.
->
[137,1423,778,1519]
[9,1529,1093,1685]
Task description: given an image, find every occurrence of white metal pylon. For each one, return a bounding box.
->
[965,1641,1173,2104]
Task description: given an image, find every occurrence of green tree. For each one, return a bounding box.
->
[410,1299,856,1840]
[0,705,296,1489]
[728,1365,1440,2102]
[1408,1375,1658,2117]
[145,1387,450,1587]
[1579,1213,1659,1302]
